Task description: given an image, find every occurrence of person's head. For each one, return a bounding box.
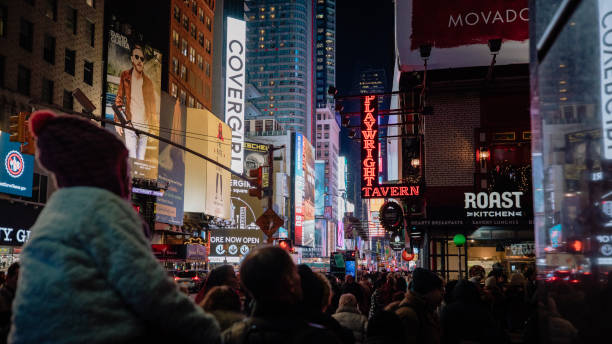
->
[410,268,444,307]
[469,265,486,282]
[344,274,355,284]
[200,285,241,313]
[336,293,359,314]
[6,262,19,290]
[240,246,301,305]
[298,265,331,313]
[367,310,405,342]
[130,44,145,73]
[29,111,130,199]
[201,265,238,299]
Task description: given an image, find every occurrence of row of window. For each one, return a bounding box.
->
[174,3,212,33]
[170,82,204,109]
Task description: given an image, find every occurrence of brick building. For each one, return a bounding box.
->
[0,0,105,127]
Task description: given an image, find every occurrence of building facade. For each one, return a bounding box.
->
[315,107,339,221]
[244,0,314,140]
[314,0,335,110]
[169,0,215,109]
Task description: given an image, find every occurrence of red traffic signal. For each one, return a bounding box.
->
[248,167,263,199]
[278,239,292,252]
[9,112,27,143]
[568,239,583,253]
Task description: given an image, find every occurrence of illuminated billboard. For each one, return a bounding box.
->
[396,0,528,71]
[105,27,161,180]
[293,133,315,247]
[0,132,34,197]
[225,17,246,173]
[184,108,232,219]
[230,142,269,229]
[315,160,325,217]
[208,229,264,264]
[360,96,420,198]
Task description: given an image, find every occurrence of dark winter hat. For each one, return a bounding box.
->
[410,268,443,295]
[29,110,130,199]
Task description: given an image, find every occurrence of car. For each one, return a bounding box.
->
[170,270,203,293]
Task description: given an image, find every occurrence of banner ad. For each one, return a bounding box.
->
[230,142,269,229]
[396,0,528,70]
[225,17,246,174]
[184,108,232,219]
[105,25,162,179]
[293,133,315,247]
[0,133,33,197]
[155,94,186,225]
[315,161,325,217]
[208,229,264,264]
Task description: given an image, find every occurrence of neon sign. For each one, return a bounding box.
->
[360,96,420,198]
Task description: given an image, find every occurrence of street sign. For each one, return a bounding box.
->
[256,208,284,237]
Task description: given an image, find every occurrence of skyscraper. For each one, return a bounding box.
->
[315,0,335,110]
[245,0,314,140]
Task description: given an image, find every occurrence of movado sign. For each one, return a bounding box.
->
[225,17,246,173]
[464,191,524,218]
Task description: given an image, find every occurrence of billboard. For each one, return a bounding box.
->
[105,27,162,179]
[396,0,529,71]
[225,17,246,174]
[230,142,269,229]
[208,229,264,264]
[293,133,315,247]
[155,94,186,225]
[184,108,232,219]
[315,160,325,217]
[0,132,34,197]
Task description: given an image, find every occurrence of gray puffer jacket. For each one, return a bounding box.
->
[332,307,368,344]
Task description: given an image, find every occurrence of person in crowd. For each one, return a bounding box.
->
[201,286,244,331]
[0,271,5,288]
[298,265,354,344]
[394,268,444,344]
[332,294,368,344]
[368,274,394,320]
[440,279,506,344]
[223,246,341,344]
[365,311,405,344]
[9,111,220,344]
[468,265,486,286]
[483,276,506,330]
[326,274,343,316]
[0,263,19,344]
[195,264,240,304]
[505,272,530,332]
[342,274,367,314]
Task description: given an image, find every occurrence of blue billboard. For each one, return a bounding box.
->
[315,161,325,217]
[0,133,33,197]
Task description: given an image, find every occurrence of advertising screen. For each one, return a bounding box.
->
[225,17,246,174]
[396,0,528,71]
[294,133,304,246]
[315,161,325,217]
[105,27,162,180]
[208,229,264,264]
[302,137,315,248]
[230,142,269,229]
[345,260,356,277]
[155,94,186,225]
[0,132,33,197]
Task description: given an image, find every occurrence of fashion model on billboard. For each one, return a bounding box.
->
[113,44,156,160]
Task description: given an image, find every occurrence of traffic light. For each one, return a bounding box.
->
[278,239,292,252]
[568,239,583,253]
[21,119,36,155]
[248,167,263,199]
[9,112,27,143]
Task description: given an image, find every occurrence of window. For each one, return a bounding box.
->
[64,48,75,75]
[85,0,95,7]
[205,61,210,77]
[181,39,188,56]
[324,124,330,130]
[197,54,203,70]
[172,57,179,75]
[172,30,179,47]
[183,14,189,30]
[179,89,186,104]
[86,20,95,47]
[83,60,93,85]
[191,23,197,39]
[171,83,177,98]
[0,6,6,38]
[198,8,204,23]
[324,133,329,139]
[317,124,322,130]
[65,6,77,35]
[191,1,197,15]
[196,102,203,109]
[205,16,211,31]
[198,32,204,46]
[174,5,180,22]
[42,78,54,104]
[19,18,33,52]
[180,65,187,81]
[43,34,55,64]
[63,89,73,110]
[17,65,31,96]
[188,96,194,108]
[189,47,195,63]
[44,0,57,21]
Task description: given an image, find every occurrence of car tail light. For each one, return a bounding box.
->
[192,276,200,281]
[174,276,179,281]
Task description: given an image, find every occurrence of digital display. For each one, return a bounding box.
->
[345,260,356,277]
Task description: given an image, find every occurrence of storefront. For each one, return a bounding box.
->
[151,243,207,272]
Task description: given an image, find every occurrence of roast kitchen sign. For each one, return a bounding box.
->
[361,95,420,198]
[464,191,524,218]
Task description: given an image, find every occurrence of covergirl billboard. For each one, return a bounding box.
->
[396,0,529,71]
